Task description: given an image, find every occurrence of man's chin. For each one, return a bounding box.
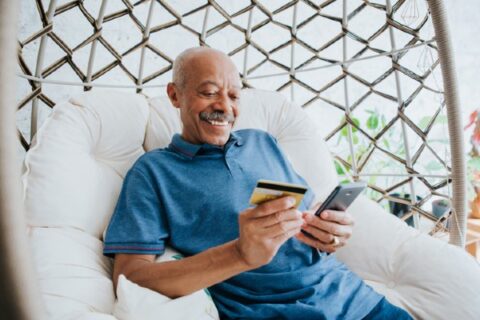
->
[202,133,231,147]
[200,123,233,146]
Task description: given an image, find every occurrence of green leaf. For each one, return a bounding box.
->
[340,117,360,137]
[435,115,448,124]
[353,135,359,144]
[335,162,345,175]
[352,117,360,132]
[366,114,379,130]
[383,139,390,149]
[418,116,432,130]
[381,115,387,127]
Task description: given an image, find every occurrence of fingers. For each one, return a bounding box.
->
[301,224,337,244]
[265,218,304,238]
[239,202,302,243]
[318,210,354,226]
[236,198,304,268]
[295,232,342,253]
[303,213,353,239]
[248,196,296,218]
[298,211,353,252]
[276,226,303,243]
[258,209,302,227]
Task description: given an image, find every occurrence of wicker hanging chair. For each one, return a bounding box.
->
[0,0,476,319]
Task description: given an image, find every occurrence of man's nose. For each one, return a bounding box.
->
[213,94,233,113]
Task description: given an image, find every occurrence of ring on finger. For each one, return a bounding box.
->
[330,235,340,247]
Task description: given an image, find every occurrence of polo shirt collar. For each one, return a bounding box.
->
[169,132,244,159]
[229,131,244,147]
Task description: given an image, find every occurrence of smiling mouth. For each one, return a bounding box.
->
[199,111,235,127]
[202,119,231,126]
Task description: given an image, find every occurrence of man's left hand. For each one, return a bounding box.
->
[295,205,354,253]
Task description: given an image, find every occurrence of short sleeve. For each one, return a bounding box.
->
[103,167,168,257]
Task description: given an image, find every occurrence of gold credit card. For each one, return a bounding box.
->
[249,179,308,208]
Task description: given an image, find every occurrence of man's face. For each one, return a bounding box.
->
[168,53,241,147]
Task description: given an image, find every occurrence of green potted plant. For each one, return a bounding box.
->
[334,108,400,192]
[335,109,449,227]
[388,192,422,227]
[431,198,450,219]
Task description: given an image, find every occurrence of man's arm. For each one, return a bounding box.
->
[113,240,248,298]
[113,196,303,298]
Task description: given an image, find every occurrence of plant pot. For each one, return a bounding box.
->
[388,193,422,227]
[432,199,451,219]
[432,199,451,228]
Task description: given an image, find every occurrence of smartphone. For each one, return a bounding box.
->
[314,181,367,216]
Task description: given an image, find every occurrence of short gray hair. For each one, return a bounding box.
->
[171,47,228,88]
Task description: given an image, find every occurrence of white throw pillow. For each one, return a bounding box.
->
[29,227,116,320]
[23,92,150,239]
[113,248,220,320]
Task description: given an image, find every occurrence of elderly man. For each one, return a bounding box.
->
[103,47,411,319]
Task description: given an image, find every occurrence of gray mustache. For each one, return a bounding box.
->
[199,111,235,122]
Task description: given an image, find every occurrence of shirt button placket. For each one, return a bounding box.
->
[224,155,232,174]
[224,148,238,178]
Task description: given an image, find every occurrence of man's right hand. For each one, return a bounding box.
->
[235,196,304,269]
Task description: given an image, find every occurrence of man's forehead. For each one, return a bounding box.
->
[197,80,241,90]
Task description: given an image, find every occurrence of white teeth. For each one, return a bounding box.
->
[207,120,228,126]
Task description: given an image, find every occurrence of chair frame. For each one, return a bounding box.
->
[0,0,464,318]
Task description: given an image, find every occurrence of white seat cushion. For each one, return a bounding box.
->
[337,196,480,319]
[23,91,151,319]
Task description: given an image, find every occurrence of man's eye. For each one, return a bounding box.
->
[203,92,216,97]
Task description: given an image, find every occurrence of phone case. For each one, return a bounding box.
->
[314,182,366,215]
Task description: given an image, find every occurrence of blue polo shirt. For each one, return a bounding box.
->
[104,129,382,319]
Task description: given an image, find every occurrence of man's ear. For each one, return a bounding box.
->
[167,82,180,108]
